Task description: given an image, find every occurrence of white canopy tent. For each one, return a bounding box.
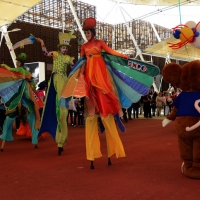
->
[1,0,199,78]
[0,0,42,67]
[81,0,200,28]
[1,0,200,65]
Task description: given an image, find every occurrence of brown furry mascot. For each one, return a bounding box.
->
[162,60,200,179]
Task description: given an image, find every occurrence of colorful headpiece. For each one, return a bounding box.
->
[57,31,76,49]
[82,17,96,31]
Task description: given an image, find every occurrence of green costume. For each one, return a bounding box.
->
[52,52,73,147]
[0,53,40,147]
[38,31,76,155]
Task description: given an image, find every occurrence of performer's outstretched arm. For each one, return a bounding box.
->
[37,38,56,57]
[100,40,129,59]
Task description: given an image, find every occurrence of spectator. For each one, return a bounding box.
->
[132,101,140,118]
[73,98,79,127]
[122,108,128,122]
[127,103,133,120]
[156,92,164,117]
[151,92,158,117]
[76,101,84,127]
[139,96,144,115]
[166,93,173,115]
[143,93,152,118]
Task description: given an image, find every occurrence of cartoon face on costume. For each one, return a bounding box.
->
[84,30,93,41]
[60,46,68,54]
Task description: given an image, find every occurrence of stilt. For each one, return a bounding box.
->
[1,140,5,152]
[90,161,94,169]
[58,147,63,155]
[108,157,112,165]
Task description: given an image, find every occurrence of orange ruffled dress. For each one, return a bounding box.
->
[81,40,128,117]
[62,39,128,161]
[71,40,128,161]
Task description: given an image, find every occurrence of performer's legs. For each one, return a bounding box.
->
[27,112,38,145]
[85,114,102,161]
[100,114,126,159]
[78,114,81,126]
[0,116,15,151]
[68,110,74,125]
[25,122,32,137]
[53,73,68,149]
[0,116,15,142]
[56,107,68,148]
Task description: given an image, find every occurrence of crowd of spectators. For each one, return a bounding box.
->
[67,97,85,127]
[121,86,181,122]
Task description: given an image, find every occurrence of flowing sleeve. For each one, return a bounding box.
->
[52,51,58,59]
[100,40,129,59]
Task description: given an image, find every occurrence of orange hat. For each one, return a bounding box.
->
[82,17,96,30]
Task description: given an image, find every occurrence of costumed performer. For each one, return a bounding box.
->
[37,32,76,155]
[16,80,47,141]
[62,17,129,169]
[0,53,40,151]
[162,61,200,179]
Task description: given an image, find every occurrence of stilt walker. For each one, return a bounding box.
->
[37,32,76,155]
[61,17,160,169]
[0,53,40,151]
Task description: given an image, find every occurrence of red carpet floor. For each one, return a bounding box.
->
[0,118,200,200]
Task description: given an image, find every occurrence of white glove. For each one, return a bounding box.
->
[162,118,172,127]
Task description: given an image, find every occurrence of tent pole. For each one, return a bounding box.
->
[117,3,145,61]
[150,22,161,43]
[62,0,65,33]
[0,26,17,68]
[150,22,172,92]
[67,0,87,42]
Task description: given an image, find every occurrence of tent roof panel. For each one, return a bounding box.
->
[0,0,42,27]
[109,0,200,6]
[143,37,200,61]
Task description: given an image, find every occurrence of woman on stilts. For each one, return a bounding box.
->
[61,18,129,169]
